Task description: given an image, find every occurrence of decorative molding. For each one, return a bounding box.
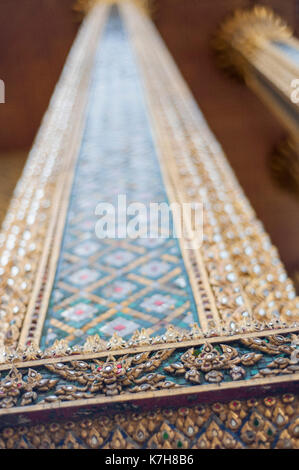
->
[0,331,298,419]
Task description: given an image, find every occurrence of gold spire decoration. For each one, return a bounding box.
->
[0,1,298,449]
[212,5,293,79]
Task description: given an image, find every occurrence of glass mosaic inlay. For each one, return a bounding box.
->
[40,8,198,348]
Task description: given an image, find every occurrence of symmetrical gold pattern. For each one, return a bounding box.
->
[0,394,298,448]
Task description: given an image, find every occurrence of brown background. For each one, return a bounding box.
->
[0,0,298,282]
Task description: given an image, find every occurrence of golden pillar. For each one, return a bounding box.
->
[214,5,299,196]
[0,1,298,449]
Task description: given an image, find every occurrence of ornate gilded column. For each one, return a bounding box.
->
[213,5,299,195]
[0,1,298,449]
